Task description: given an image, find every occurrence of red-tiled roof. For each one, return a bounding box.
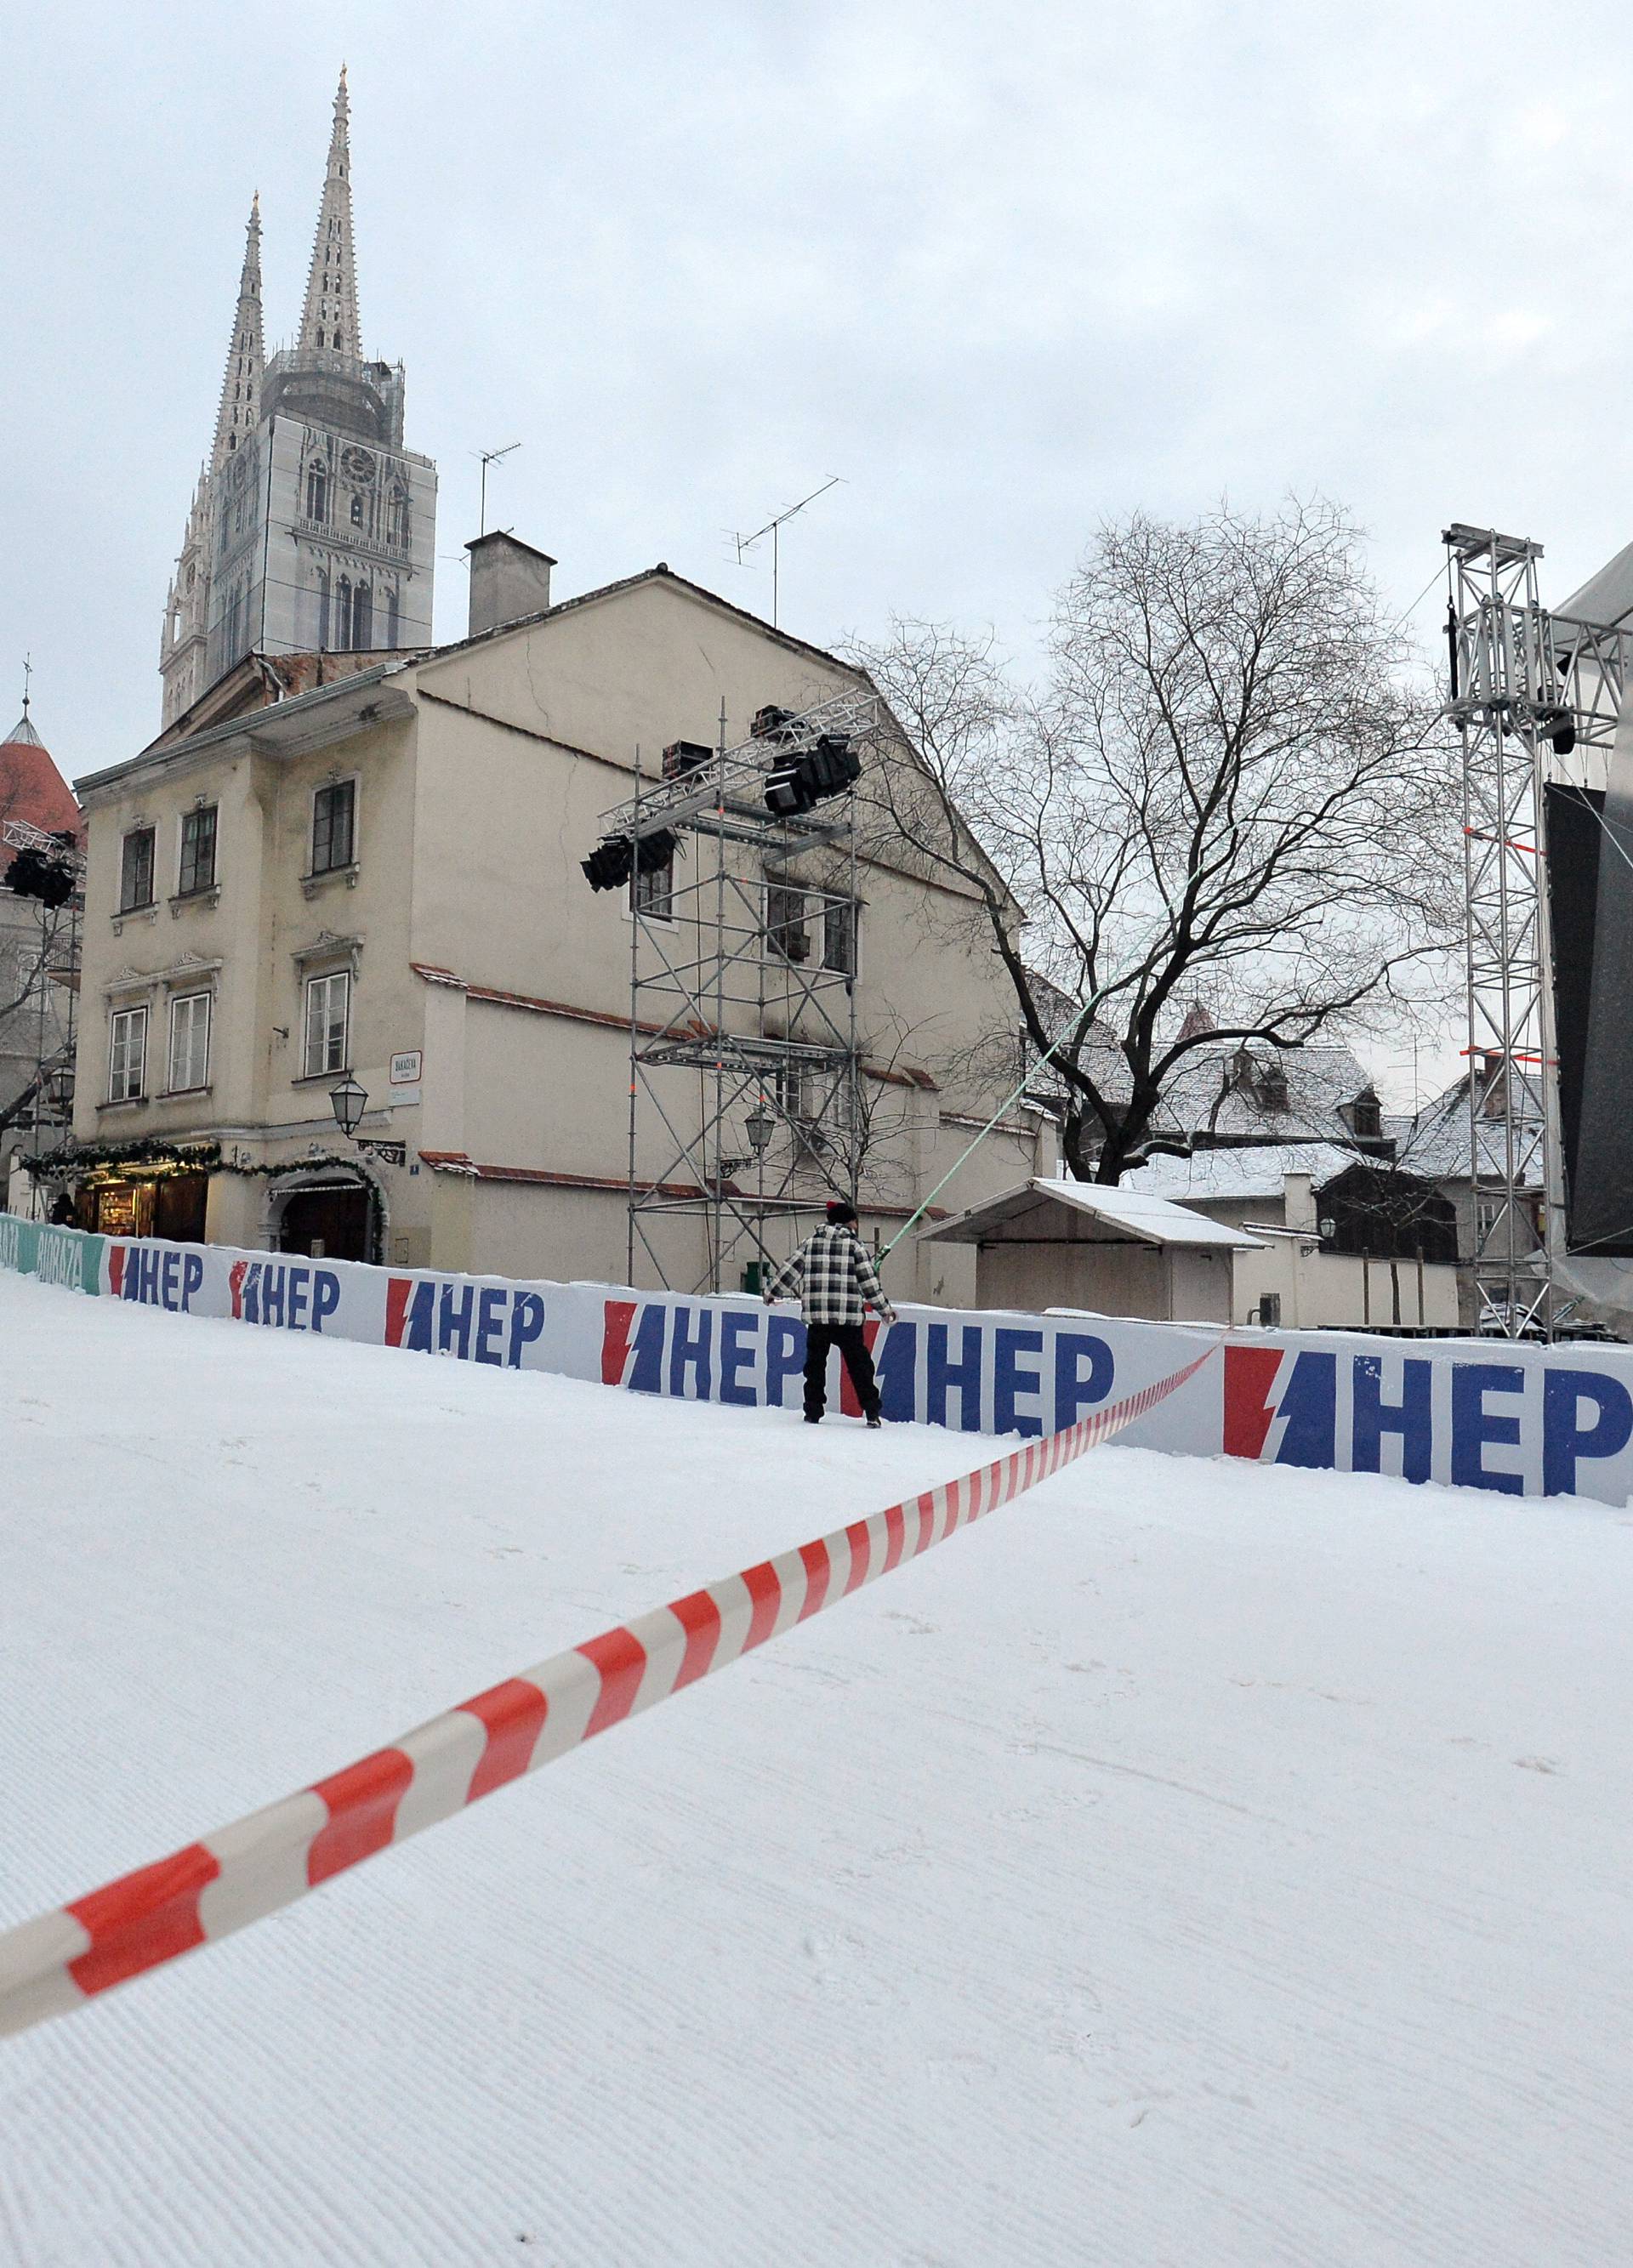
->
[0,728,81,839]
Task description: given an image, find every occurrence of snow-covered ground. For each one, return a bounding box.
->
[2,1273,1631,2266]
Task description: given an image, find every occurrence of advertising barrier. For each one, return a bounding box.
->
[0,1336,1219,2039]
[7,1223,1633,1504]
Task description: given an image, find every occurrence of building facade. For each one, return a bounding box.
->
[158,72,435,732]
[71,559,1052,1305]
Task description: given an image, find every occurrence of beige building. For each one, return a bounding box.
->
[70,553,1054,1303]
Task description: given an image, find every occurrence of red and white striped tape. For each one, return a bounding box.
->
[0,1341,1218,2041]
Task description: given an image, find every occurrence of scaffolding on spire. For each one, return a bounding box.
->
[210,193,264,473]
[299,67,361,359]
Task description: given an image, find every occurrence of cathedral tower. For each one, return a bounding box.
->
[156,74,437,728]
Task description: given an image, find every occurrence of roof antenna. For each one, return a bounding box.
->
[20,653,31,724]
[473,441,522,537]
[732,476,842,628]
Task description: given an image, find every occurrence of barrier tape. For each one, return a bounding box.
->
[0,1340,1219,2042]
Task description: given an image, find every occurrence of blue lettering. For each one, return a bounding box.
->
[260,1265,286,1327]
[719,1309,760,1405]
[438,1282,475,1359]
[142,1248,164,1305]
[181,1253,204,1310]
[241,1261,260,1324]
[993,1327,1045,1438]
[765,1313,805,1407]
[1052,1332,1113,1432]
[311,1270,340,1332]
[626,1302,668,1395]
[1542,1367,1633,1497]
[926,1323,984,1432]
[669,1305,713,1400]
[1351,1355,1432,1484]
[1275,1351,1336,1469]
[287,1266,310,1330]
[475,1285,505,1365]
[1450,1362,1524,1495]
[507,1292,545,1367]
[874,1321,918,1422]
[161,1249,180,1310]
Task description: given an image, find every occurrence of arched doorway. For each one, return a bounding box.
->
[272,1170,380,1264]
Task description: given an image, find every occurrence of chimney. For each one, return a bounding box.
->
[467,531,556,638]
[1282,1170,1317,1231]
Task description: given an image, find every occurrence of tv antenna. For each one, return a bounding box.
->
[733,476,842,628]
[473,441,522,536]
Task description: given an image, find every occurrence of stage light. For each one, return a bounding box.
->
[634,827,678,874]
[662,740,712,780]
[581,836,634,891]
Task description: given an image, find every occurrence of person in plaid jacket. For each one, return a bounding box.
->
[762,1197,897,1426]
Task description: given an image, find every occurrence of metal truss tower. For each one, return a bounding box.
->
[602,690,878,1295]
[1442,523,1632,1336]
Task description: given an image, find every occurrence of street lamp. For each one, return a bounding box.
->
[329,1075,367,1140]
[744,1103,776,1155]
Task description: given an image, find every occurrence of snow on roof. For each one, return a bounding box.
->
[1118,1141,1365,1202]
[1397,1068,1545,1185]
[1033,1037,1383,1147]
[920,1176,1261,1249]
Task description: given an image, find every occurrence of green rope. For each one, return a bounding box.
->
[879,992,1111,1260]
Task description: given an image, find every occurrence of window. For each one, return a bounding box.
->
[352,582,373,649]
[119,827,156,912]
[386,588,401,645]
[168,992,211,1092]
[311,779,356,874]
[632,844,674,920]
[108,1006,147,1102]
[765,881,811,962]
[1350,1089,1383,1140]
[304,969,350,1077]
[387,487,409,547]
[317,569,331,650]
[1257,1292,1283,1328]
[350,492,364,526]
[178,805,217,897]
[822,894,858,975]
[335,577,352,651]
[305,463,329,522]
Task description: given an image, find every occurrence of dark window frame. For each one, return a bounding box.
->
[311,779,356,876]
[178,804,218,898]
[119,827,156,913]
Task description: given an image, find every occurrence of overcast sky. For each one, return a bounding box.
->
[5,0,1630,1097]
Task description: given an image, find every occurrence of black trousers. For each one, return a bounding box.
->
[804,1322,880,1422]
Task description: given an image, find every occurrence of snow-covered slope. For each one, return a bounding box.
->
[2,1271,1630,2265]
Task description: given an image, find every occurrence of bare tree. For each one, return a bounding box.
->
[849,498,1457,1182]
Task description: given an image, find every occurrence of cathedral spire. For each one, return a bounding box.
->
[210,193,264,475]
[299,67,361,359]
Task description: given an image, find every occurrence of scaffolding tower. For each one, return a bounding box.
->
[599,690,879,1294]
[1,816,83,1202]
[1442,523,1633,1336]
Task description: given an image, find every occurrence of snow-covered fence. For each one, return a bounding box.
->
[7,1224,1633,1505]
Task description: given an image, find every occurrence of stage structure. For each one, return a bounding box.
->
[589,691,877,1295]
[1442,523,1633,1333]
[1,815,83,1184]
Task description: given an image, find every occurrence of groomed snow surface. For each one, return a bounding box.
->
[2,1274,1630,2266]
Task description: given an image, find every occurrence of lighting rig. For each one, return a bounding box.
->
[580,689,877,1296]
